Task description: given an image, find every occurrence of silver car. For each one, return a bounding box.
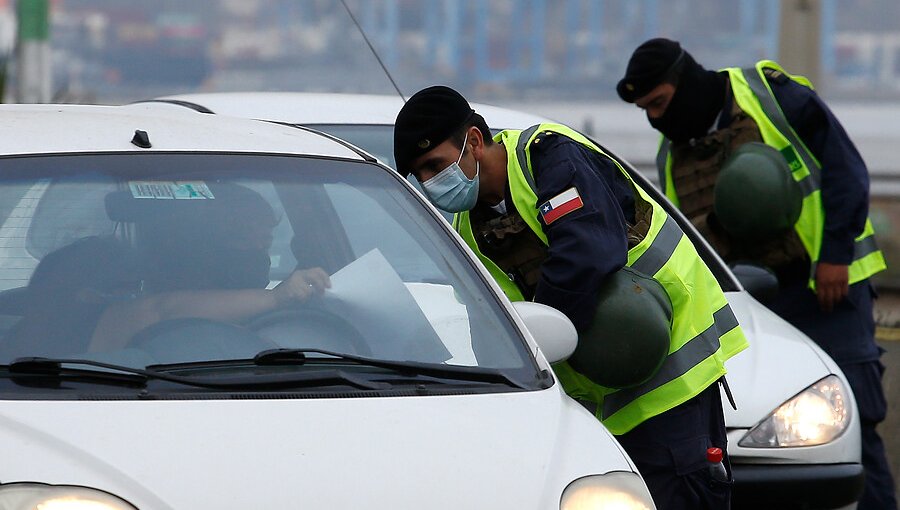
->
[0,103,656,510]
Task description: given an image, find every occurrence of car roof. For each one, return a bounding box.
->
[145,92,555,129]
[0,103,365,158]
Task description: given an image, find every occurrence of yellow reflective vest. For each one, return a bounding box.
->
[454,123,748,435]
[657,60,886,287]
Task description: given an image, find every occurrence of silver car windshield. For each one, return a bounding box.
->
[0,153,537,380]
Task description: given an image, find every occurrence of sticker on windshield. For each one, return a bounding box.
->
[129,181,215,200]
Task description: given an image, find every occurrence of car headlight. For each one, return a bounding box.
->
[560,472,656,510]
[739,374,850,448]
[0,483,137,510]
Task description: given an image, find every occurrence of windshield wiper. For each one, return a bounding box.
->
[5,357,150,387]
[2,357,390,391]
[248,348,533,389]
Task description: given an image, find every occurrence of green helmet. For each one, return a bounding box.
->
[568,267,672,389]
[714,142,803,242]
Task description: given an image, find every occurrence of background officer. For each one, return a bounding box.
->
[617,37,895,510]
[393,85,748,509]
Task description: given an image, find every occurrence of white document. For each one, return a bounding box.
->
[323,249,451,362]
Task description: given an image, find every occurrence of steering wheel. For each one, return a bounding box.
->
[245,306,371,357]
[129,318,278,365]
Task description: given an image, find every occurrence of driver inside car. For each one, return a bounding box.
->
[89,182,332,352]
[5,183,330,357]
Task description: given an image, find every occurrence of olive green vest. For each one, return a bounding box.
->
[454,123,749,435]
[657,60,886,287]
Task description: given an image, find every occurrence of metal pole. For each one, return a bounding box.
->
[778,0,823,87]
[821,0,836,78]
[15,0,51,103]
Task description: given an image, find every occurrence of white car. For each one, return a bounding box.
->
[0,104,657,509]
[140,92,868,510]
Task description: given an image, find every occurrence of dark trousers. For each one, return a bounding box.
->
[615,383,731,510]
[769,280,897,510]
[843,360,897,510]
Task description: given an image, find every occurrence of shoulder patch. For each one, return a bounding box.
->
[763,67,788,84]
[532,131,558,146]
[539,187,584,225]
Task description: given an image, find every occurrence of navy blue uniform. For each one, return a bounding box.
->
[530,134,632,330]
[733,74,896,510]
[528,133,731,509]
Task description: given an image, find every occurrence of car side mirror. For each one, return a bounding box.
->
[512,302,578,363]
[730,263,779,304]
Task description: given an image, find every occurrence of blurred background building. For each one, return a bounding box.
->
[0,0,898,104]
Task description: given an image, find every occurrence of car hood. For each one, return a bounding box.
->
[723,290,834,428]
[0,388,633,509]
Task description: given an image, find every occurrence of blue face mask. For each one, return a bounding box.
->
[421,132,480,213]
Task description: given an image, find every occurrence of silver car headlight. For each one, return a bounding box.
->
[739,374,850,448]
[560,472,656,510]
[0,483,137,510]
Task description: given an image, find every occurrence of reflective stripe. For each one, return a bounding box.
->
[793,173,816,197]
[742,67,821,195]
[809,235,882,278]
[601,304,740,418]
[656,140,670,184]
[515,125,542,193]
[630,214,682,277]
[854,234,880,261]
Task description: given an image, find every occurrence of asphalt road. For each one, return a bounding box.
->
[875,291,900,491]
[879,338,900,492]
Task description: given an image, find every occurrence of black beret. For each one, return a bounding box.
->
[617,38,685,103]
[394,85,474,176]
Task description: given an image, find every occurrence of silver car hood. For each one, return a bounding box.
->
[0,388,635,509]
[722,290,835,428]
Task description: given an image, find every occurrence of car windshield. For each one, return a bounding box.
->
[0,153,540,386]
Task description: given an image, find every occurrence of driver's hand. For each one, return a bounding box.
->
[272,267,331,305]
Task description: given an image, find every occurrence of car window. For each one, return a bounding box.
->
[0,153,540,390]
[310,124,396,168]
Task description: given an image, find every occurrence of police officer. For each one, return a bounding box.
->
[617,38,895,510]
[394,85,749,509]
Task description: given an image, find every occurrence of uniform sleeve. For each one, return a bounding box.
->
[769,76,870,265]
[530,134,631,331]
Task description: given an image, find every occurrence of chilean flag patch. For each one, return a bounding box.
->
[539,187,584,225]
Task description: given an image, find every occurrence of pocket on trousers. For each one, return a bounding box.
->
[676,456,733,510]
[671,436,709,477]
[700,467,733,503]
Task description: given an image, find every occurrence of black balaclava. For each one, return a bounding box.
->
[648,52,727,144]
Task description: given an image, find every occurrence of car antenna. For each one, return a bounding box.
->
[340,0,406,102]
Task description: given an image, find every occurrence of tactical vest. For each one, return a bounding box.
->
[467,206,547,299]
[657,60,886,287]
[454,123,749,435]
[665,82,808,270]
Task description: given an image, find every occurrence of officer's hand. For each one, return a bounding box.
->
[272,267,331,306]
[815,262,849,312]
